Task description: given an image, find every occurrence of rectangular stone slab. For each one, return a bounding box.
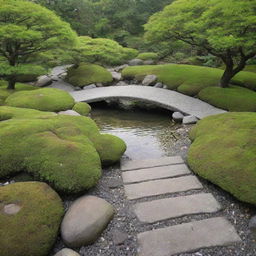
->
[122,164,190,184]
[124,176,203,200]
[121,156,184,171]
[134,193,221,223]
[137,217,241,256]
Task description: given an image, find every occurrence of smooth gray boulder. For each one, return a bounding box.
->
[143,60,155,65]
[35,75,52,87]
[111,71,122,81]
[96,83,103,87]
[83,84,97,90]
[61,196,115,247]
[58,110,81,116]
[142,75,158,86]
[114,64,128,72]
[154,82,163,88]
[182,115,198,125]
[116,81,129,86]
[54,248,80,256]
[172,112,184,123]
[128,59,143,66]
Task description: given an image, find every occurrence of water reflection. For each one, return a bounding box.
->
[91,107,188,160]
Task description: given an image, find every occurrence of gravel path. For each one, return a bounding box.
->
[50,126,256,256]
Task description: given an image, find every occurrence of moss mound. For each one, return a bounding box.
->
[137,52,159,61]
[0,182,63,256]
[66,63,113,88]
[5,88,75,112]
[188,112,256,205]
[0,106,126,193]
[199,86,256,112]
[72,102,91,116]
[122,64,256,95]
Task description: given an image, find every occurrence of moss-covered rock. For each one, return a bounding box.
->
[188,112,256,205]
[66,63,113,88]
[0,106,126,194]
[0,182,64,256]
[137,52,159,61]
[72,102,91,116]
[5,88,75,112]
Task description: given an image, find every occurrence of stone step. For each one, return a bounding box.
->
[134,193,221,223]
[137,217,241,256]
[124,176,203,200]
[122,164,190,184]
[121,156,184,171]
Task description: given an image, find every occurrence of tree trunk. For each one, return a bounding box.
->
[7,78,16,90]
[219,67,234,88]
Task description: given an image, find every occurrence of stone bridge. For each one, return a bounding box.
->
[70,86,226,119]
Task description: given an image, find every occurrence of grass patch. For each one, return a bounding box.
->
[66,63,113,88]
[188,112,256,205]
[199,86,256,112]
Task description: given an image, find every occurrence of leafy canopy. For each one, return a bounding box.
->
[0,0,78,88]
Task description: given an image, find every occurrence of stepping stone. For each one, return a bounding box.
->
[122,164,190,184]
[134,193,221,223]
[124,176,203,200]
[121,156,184,171]
[137,217,241,256]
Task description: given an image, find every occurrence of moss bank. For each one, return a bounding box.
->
[72,102,91,116]
[188,112,256,205]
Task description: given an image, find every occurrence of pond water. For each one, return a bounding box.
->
[91,105,191,160]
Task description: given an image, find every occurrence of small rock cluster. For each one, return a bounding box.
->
[172,111,199,125]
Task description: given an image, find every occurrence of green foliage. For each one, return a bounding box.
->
[199,86,256,112]
[137,52,159,61]
[188,112,256,205]
[77,36,138,66]
[5,88,75,112]
[66,63,113,87]
[0,182,64,256]
[145,0,256,86]
[72,102,92,116]
[0,106,126,193]
[0,0,77,88]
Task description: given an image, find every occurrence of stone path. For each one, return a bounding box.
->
[121,156,241,256]
[70,86,226,119]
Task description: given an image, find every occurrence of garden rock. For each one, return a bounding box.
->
[143,60,155,65]
[83,84,97,90]
[112,230,129,245]
[58,110,81,116]
[172,112,184,123]
[54,248,80,256]
[128,59,143,66]
[111,72,122,81]
[61,196,115,247]
[142,75,158,86]
[0,182,63,256]
[163,85,168,89]
[183,115,198,124]
[116,81,129,86]
[96,83,104,87]
[114,64,128,72]
[154,82,163,88]
[35,75,52,87]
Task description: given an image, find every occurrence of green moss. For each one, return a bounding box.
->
[72,102,91,116]
[243,65,256,73]
[188,112,256,205]
[5,88,75,112]
[66,63,113,88]
[0,182,63,256]
[199,86,256,112]
[137,52,159,61]
[122,64,256,95]
[93,134,127,166]
[0,106,126,193]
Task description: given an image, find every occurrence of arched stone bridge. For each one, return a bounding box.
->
[70,86,226,119]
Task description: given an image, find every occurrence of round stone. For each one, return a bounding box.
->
[4,204,21,215]
[54,248,80,256]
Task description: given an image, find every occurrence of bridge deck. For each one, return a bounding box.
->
[70,86,226,119]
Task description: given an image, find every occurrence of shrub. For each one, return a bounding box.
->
[137,52,159,61]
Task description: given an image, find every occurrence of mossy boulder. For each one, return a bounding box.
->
[66,63,113,88]
[188,112,256,205]
[0,106,126,194]
[72,102,91,116]
[5,88,75,112]
[137,52,159,61]
[0,182,64,256]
